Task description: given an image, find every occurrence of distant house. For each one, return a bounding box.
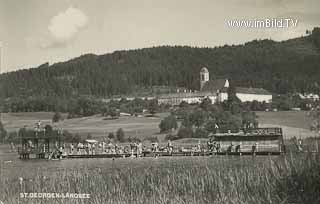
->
[158,91,216,106]
[298,93,320,101]
[235,87,272,103]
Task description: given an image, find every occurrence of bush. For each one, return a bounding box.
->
[127,136,141,143]
[143,136,159,143]
[72,133,82,143]
[116,128,125,142]
[177,126,193,138]
[108,132,115,139]
[0,121,7,143]
[165,133,180,141]
[44,124,53,134]
[52,112,63,123]
[159,115,178,133]
[193,128,208,138]
[87,133,93,140]
[62,130,74,142]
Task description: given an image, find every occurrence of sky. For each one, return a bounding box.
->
[0,0,319,72]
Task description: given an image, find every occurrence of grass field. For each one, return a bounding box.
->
[1,111,320,203]
[256,111,312,129]
[2,112,170,141]
[2,111,316,142]
[0,153,319,204]
[256,111,315,139]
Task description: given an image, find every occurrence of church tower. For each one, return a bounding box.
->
[200,67,209,90]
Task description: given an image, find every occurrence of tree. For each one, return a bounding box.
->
[194,128,208,138]
[116,128,125,142]
[200,97,212,111]
[62,130,74,142]
[108,132,115,140]
[52,112,63,123]
[189,109,207,128]
[109,107,119,118]
[87,133,93,140]
[44,125,53,136]
[73,133,82,143]
[204,119,219,134]
[148,99,158,115]
[0,120,7,143]
[159,115,178,133]
[7,131,18,143]
[179,101,189,108]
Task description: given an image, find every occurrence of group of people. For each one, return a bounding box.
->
[207,139,262,154]
[207,139,221,153]
[67,141,145,156]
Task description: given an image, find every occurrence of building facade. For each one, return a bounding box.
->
[157,67,272,106]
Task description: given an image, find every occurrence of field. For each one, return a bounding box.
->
[0,111,320,203]
[256,111,315,139]
[0,150,320,204]
[1,111,316,142]
[2,112,170,141]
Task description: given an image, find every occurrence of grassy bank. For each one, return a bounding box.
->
[1,154,320,204]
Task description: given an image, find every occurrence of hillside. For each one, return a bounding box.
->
[1,28,320,100]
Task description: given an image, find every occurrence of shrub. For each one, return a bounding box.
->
[165,133,180,141]
[193,128,208,138]
[108,132,115,139]
[159,115,178,133]
[52,112,63,123]
[116,128,125,142]
[143,136,159,143]
[177,126,193,138]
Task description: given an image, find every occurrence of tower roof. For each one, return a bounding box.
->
[200,67,209,73]
[201,79,228,92]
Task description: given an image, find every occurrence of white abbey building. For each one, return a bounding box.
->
[158,67,272,106]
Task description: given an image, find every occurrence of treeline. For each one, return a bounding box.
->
[1,96,163,118]
[1,28,320,102]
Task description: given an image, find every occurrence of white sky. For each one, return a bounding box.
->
[0,0,319,72]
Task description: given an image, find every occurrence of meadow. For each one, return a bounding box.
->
[256,111,314,139]
[1,112,169,141]
[0,153,320,204]
[0,111,319,203]
[1,111,315,141]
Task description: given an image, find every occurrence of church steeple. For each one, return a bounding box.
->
[200,67,209,90]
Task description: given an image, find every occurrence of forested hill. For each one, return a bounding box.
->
[1,28,320,99]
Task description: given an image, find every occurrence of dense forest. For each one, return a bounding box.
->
[1,28,320,105]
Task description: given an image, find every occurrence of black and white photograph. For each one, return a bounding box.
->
[0,0,320,203]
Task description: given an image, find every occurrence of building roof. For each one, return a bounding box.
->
[200,67,209,73]
[235,87,271,95]
[201,79,228,92]
[158,91,215,99]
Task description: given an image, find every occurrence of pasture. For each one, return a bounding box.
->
[1,111,316,142]
[256,111,315,139]
[0,111,320,203]
[2,112,169,141]
[0,151,320,204]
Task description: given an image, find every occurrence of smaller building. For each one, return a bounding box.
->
[235,87,272,103]
[158,91,217,106]
[298,93,320,101]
